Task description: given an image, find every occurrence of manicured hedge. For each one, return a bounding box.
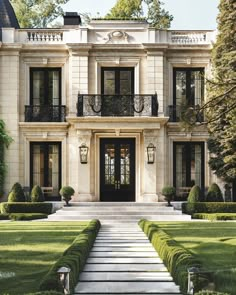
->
[195,291,230,295]
[139,219,210,294]
[26,292,63,295]
[182,202,236,215]
[0,202,52,214]
[193,213,236,221]
[39,219,100,293]
[9,213,48,221]
[0,213,9,220]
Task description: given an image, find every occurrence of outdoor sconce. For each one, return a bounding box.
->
[79,143,89,164]
[147,143,156,164]
[57,266,71,295]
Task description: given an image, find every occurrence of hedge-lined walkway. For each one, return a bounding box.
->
[74,223,182,294]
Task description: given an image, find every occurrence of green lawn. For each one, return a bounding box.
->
[0,221,89,295]
[152,222,236,294]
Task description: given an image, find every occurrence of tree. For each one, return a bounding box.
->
[10,0,69,28]
[106,0,173,29]
[145,0,173,29]
[180,0,236,184]
[206,0,236,183]
[106,0,143,19]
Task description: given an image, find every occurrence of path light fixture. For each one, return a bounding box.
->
[187,267,199,294]
[147,143,156,164]
[57,266,71,294]
[79,143,89,164]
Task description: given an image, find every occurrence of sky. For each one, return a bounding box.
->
[62,0,220,30]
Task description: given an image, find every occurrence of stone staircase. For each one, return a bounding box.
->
[48,202,191,222]
[73,223,182,294]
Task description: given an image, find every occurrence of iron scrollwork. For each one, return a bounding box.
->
[77,94,158,117]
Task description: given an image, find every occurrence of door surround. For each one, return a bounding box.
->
[94,132,142,202]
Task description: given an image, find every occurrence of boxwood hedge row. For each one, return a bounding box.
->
[39,219,100,293]
[193,213,236,221]
[182,202,236,215]
[0,202,52,214]
[139,219,210,294]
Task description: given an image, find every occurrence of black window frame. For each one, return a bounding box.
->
[101,67,134,95]
[173,67,204,107]
[173,141,205,192]
[30,68,62,105]
[30,142,62,195]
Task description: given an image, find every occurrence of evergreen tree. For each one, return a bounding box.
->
[10,0,69,28]
[206,0,236,183]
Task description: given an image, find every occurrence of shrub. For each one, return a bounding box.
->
[59,186,75,206]
[188,185,203,203]
[9,213,48,221]
[26,291,63,295]
[8,182,25,202]
[31,185,45,202]
[139,219,209,294]
[161,186,176,206]
[206,183,224,202]
[1,202,52,214]
[39,219,100,293]
[195,291,230,295]
[193,213,236,221]
[182,202,236,215]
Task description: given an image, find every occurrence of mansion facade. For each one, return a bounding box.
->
[1,4,229,202]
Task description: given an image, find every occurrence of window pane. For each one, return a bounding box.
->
[176,71,186,106]
[32,71,44,105]
[176,144,186,188]
[104,144,115,184]
[190,144,202,187]
[191,71,204,106]
[120,144,130,185]
[104,71,115,94]
[48,71,60,105]
[48,144,59,194]
[120,71,132,95]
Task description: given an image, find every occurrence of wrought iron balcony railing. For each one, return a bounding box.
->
[77,94,158,117]
[25,105,66,122]
[168,105,204,123]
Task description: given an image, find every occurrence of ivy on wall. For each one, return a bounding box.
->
[0,120,13,197]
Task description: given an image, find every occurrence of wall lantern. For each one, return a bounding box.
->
[147,143,156,164]
[79,143,89,164]
[57,266,71,294]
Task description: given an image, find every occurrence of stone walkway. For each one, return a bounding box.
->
[74,223,182,294]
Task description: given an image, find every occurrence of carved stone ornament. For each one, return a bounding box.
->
[106,30,129,44]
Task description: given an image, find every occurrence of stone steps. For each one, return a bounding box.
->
[73,224,182,295]
[48,202,190,222]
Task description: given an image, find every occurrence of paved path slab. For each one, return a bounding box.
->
[74,223,182,294]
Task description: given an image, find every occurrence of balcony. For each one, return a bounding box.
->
[77,94,158,117]
[168,105,204,123]
[25,105,66,122]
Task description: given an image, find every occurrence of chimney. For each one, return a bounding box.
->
[63,12,81,26]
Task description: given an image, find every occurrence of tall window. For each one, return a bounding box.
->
[173,68,204,121]
[30,142,61,197]
[30,68,61,105]
[173,142,205,195]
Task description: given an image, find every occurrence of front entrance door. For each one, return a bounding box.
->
[100,138,135,202]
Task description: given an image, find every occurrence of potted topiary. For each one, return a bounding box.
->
[161,186,176,207]
[59,186,75,206]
